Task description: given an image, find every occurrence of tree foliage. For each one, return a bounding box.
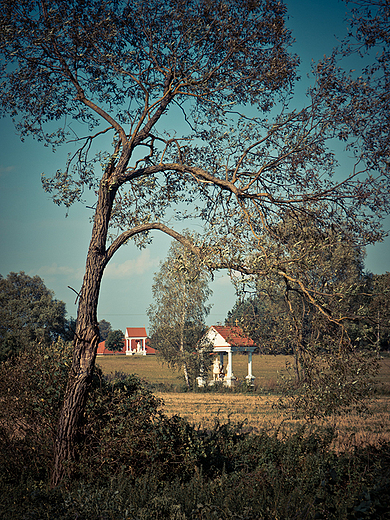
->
[105,329,124,351]
[98,319,112,342]
[0,271,70,360]
[369,273,390,351]
[148,236,212,388]
[226,216,382,417]
[348,271,390,352]
[0,0,389,483]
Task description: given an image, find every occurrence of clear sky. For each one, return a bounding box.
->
[0,0,388,332]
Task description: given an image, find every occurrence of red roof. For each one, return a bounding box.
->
[212,326,255,348]
[97,335,156,355]
[144,342,157,355]
[126,327,147,337]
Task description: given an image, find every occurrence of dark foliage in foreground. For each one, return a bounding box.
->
[0,343,389,519]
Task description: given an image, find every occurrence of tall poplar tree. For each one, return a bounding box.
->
[148,237,212,388]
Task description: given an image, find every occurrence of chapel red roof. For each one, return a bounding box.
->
[212,326,256,348]
[125,327,147,337]
[144,343,157,355]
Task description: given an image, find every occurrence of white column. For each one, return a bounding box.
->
[248,351,253,378]
[227,350,233,378]
[225,349,236,387]
[245,351,255,385]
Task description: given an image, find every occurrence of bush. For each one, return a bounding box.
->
[1,437,389,519]
[0,338,72,482]
[0,342,389,519]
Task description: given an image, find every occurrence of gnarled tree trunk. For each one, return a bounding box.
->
[51,178,113,487]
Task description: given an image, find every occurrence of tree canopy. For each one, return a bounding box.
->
[0,271,71,360]
[0,0,388,484]
[98,319,112,342]
[105,329,124,352]
[1,0,387,312]
[226,218,387,418]
[148,235,212,388]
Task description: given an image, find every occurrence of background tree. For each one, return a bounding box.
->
[226,278,292,356]
[147,236,212,388]
[350,272,390,352]
[0,0,388,484]
[0,272,70,360]
[98,319,112,342]
[370,273,390,352]
[227,216,381,417]
[105,330,124,352]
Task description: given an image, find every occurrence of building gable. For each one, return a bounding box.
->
[208,325,256,349]
[125,327,147,338]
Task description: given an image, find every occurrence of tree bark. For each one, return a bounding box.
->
[180,326,191,389]
[182,361,191,389]
[51,177,113,487]
[179,292,191,389]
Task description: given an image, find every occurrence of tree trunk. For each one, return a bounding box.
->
[51,177,113,487]
[180,335,191,389]
[182,362,191,389]
[179,304,191,389]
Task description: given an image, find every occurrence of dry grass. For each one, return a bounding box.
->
[97,353,390,451]
[97,354,183,386]
[155,392,280,430]
[96,353,292,390]
[155,392,390,451]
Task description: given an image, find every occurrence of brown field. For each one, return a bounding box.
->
[154,393,390,452]
[97,353,390,450]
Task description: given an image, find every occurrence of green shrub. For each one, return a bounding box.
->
[0,338,72,482]
[1,342,389,519]
[1,440,389,519]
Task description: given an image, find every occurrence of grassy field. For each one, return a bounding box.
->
[97,353,390,449]
[97,352,294,389]
[154,393,390,450]
[97,352,390,390]
[97,353,184,386]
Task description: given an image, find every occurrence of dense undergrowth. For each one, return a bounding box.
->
[1,342,389,519]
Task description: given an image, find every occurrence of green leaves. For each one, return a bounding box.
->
[0,271,71,360]
[105,329,124,351]
[147,234,213,388]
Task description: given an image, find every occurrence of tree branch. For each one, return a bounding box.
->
[105,222,202,264]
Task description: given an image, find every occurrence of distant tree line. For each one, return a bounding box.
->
[0,272,75,361]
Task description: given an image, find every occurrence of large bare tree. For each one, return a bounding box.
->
[0,0,388,485]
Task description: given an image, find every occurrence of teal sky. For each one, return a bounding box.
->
[0,0,388,332]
